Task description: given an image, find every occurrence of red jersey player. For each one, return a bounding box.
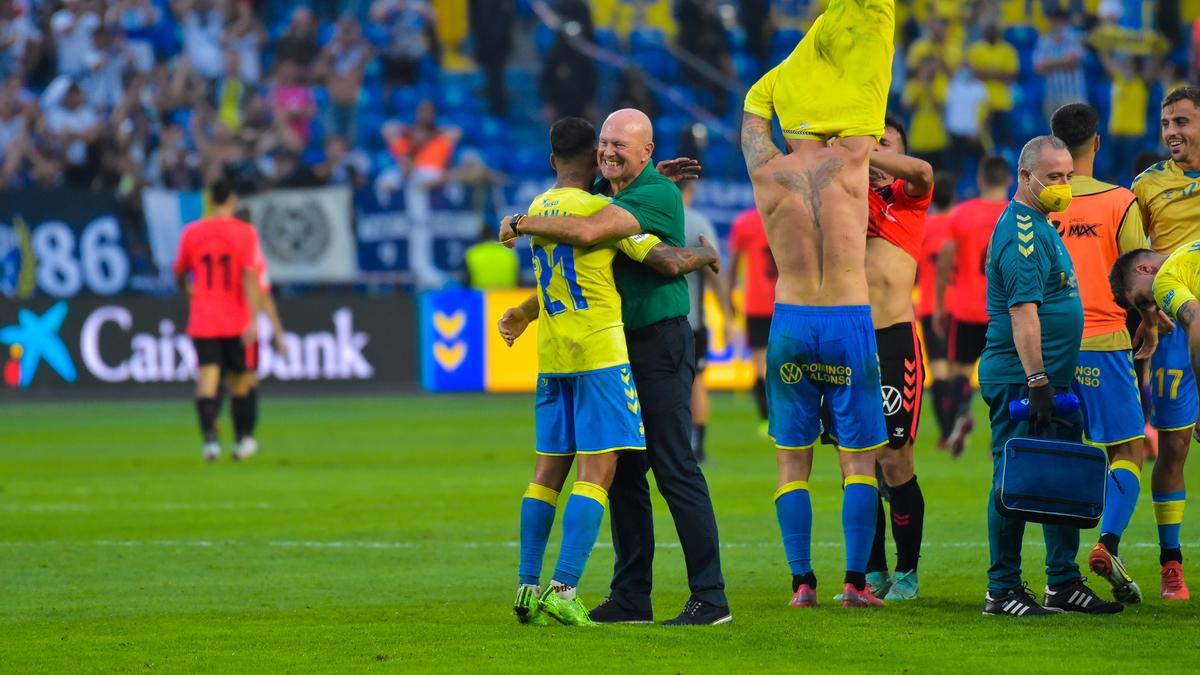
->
[915,175,958,444]
[220,206,289,461]
[935,155,1012,456]
[728,207,776,432]
[859,115,934,600]
[174,179,263,462]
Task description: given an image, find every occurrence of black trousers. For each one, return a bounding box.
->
[609,317,727,611]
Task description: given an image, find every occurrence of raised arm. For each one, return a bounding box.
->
[499,205,641,248]
[741,112,782,173]
[870,151,934,197]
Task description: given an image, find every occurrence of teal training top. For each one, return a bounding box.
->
[979,200,1084,389]
[594,165,690,331]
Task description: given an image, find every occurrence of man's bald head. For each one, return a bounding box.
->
[598,108,656,190]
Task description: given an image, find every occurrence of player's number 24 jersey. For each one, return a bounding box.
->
[527,187,660,375]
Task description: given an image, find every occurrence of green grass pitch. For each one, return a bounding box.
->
[3,392,1200,672]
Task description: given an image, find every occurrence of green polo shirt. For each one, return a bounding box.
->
[594,164,689,330]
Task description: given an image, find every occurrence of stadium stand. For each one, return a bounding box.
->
[1,0,1198,289]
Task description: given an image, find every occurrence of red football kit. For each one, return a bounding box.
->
[729,208,776,318]
[947,198,1007,324]
[173,216,260,338]
[917,212,952,319]
[867,178,931,262]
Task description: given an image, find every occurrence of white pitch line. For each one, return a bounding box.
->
[0,503,277,512]
[0,539,1192,550]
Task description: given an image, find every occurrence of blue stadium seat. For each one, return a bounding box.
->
[391,87,424,117]
[639,46,678,80]
[535,23,557,55]
[358,111,386,149]
[629,28,666,52]
[733,52,761,83]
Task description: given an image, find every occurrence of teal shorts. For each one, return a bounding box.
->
[535,364,646,455]
[1072,349,1145,446]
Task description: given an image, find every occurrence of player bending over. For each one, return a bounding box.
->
[1122,86,1200,601]
[173,178,263,462]
[498,117,719,626]
[742,0,894,607]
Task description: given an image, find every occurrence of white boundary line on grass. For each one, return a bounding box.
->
[0,539,1192,550]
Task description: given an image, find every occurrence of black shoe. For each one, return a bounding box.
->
[588,596,653,624]
[1043,579,1124,614]
[983,582,1055,617]
[663,599,732,626]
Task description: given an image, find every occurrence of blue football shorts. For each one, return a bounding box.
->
[535,364,646,455]
[1072,349,1145,446]
[766,304,888,451]
[1149,328,1198,431]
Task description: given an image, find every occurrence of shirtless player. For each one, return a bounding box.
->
[741,0,895,607]
[861,115,934,601]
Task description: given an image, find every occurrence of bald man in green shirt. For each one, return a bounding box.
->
[499,109,731,626]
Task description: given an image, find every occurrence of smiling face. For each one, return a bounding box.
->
[597,109,654,187]
[1162,98,1200,169]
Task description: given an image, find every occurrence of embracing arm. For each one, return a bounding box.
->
[871,151,934,197]
[741,112,782,173]
[1009,302,1046,377]
[500,205,641,248]
[640,237,720,277]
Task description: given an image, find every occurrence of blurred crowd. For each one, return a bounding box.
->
[2,0,1200,289]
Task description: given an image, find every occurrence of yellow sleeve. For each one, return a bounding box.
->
[1155,257,1200,320]
[1116,198,1149,254]
[1003,45,1018,73]
[614,232,663,262]
[744,65,779,120]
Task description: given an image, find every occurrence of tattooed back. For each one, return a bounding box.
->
[745,137,874,307]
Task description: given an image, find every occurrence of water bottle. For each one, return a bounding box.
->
[1009,393,1080,421]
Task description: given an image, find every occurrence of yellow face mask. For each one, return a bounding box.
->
[1031,174,1073,212]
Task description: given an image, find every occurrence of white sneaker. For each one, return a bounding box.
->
[203,441,220,463]
[233,437,258,461]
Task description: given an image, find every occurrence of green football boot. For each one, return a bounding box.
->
[539,586,595,627]
[885,570,919,601]
[835,571,891,601]
[514,585,549,626]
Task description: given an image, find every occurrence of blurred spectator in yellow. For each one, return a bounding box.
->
[1098,50,1151,183]
[907,15,961,94]
[968,23,1019,149]
[904,54,949,169]
[465,223,518,290]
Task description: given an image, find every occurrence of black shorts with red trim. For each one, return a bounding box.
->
[746,315,772,349]
[948,319,987,366]
[877,322,925,449]
[919,315,947,361]
[194,337,249,374]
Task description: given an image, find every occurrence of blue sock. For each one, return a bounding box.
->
[775,481,813,576]
[843,476,880,574]
[1153,489,1186,552]
[1100,461,1141,541]
[518,483,559,586]
[550,482,607,587]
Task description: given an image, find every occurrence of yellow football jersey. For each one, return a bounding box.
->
[1154,241,1200,321]
[527,187,661,375]
[1133,159,1200,255]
